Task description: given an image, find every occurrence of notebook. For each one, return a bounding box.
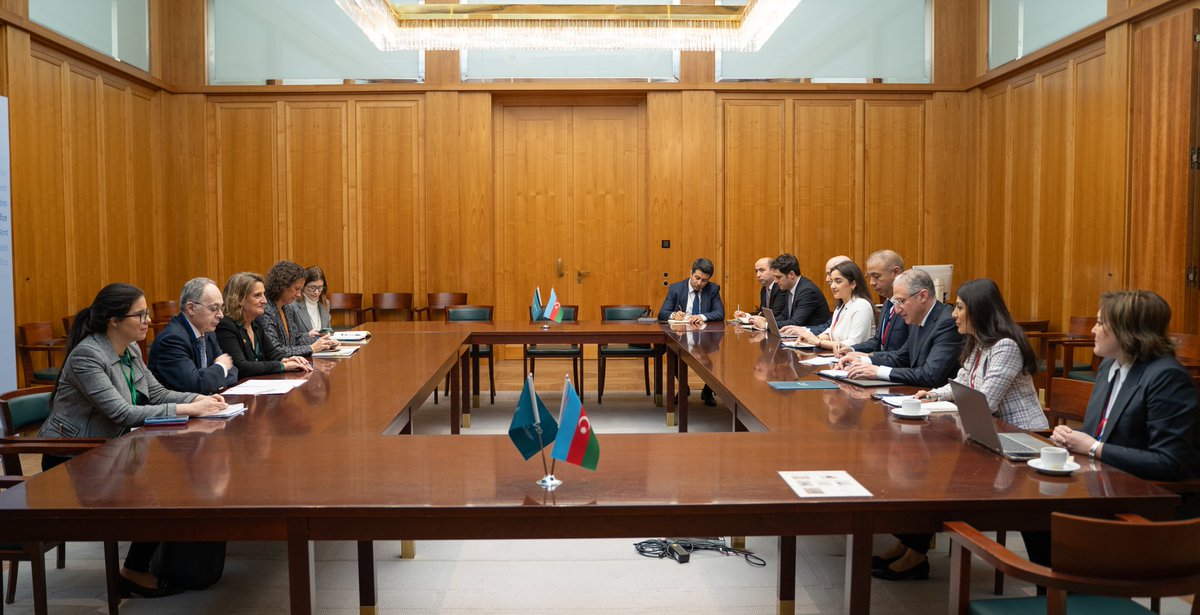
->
[816,369,893,388]
[769,380,841,391]
[951,381,1048,460]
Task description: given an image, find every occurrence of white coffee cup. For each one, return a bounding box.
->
[901,398,922,413]
[1040,446,1069,469]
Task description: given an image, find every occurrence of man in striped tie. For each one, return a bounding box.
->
[839,249,910,355]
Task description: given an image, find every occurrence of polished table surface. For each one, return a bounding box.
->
[0,321,1179,614]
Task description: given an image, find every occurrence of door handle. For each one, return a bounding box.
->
[577,270,591,283]
[557,258,564,278]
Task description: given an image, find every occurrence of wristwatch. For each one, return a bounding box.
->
[1087,440,1101,459]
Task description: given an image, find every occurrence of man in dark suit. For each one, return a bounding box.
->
[839,269,961,387]
[760,253,830,330]
[149,277,239,395]
[733,257,775,320]
[659,258,724,405]
[658,258,725,324]
[843,249,910,354]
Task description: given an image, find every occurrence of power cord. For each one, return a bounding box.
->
[633,538,766,567]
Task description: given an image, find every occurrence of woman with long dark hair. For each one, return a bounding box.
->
[795,260,876,350]
[37,283,227,597]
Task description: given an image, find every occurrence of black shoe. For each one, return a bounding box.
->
[700,386,717,407]
[119,575,184,599]
[871,558,929,581]
[871,554,901,570]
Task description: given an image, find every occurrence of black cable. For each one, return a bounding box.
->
[633,537,766,567]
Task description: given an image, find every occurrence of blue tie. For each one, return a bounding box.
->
[691,291,701,315]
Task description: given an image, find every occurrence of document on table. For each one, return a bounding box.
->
[799,356,839,366]
[779,471,873,498]
[332,331,370,342]
[195,403,246,420]
[223,379,307,395]
[877,395,958,412]
[768,381,840,391]
[313,346,359,358]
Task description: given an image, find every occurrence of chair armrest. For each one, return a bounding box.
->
[0,437,107,457]
[0,476,25,488]
[363,307,375,321]
[1153,479,1200,495]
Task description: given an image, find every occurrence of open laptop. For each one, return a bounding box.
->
[951,381,1048,460]
[762,309,798,339]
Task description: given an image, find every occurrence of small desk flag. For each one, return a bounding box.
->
[508,374,558,460]
[531,287,544,322]
[551,378,600,471]
[542,288,563,322]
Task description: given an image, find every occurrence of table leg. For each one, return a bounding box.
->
[471,346,481,409]
[357,541,377,615]
[451,357,462,435]
[665,347,676,426]
[400,540,415,560]
[103,541,120,614]
[653,346,663,406]
[777,536,795,615]
[461,352,472,428]
[287,520,316,615]
[844,517,873,615]
[677,354,689,433]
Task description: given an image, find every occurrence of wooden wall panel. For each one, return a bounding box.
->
[923,92,976,278]
[213,103,278,281]
[65,68,103,307]
[793,100,856,287]
[355,101,421,296]
[424,92,463,303]
[284,103,348,287]
[1006,80,1039,318]
[458,92,495,308]
[675,91,718,291]
[161,93,209,292]
[982,91,1009,283]
[721,99,786,311]
[646,92,684,304]
[129,91,163,302]
[1037,67,1072,325]
[102,83,132,286]
[863,102,924,274]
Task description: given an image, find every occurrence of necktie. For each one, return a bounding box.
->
[1095,372,1119,438]
[880,305,897,347]
[786,291,793,319]
[196,336,208,369]
[691,291,701,315]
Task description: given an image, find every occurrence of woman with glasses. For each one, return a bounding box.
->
[216,272,313,377]
[283,265,333,345]
[37,283,228,598]
[258,260,337,358]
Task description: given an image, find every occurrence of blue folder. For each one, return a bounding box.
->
[769,381,840,391]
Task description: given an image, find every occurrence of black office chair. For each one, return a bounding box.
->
[445,305,495,407]
[597,305,660,404]
[524,305,583,395]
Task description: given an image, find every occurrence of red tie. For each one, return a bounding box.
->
[880,306,897,347]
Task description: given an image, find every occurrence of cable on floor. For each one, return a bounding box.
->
[633,537,766,567]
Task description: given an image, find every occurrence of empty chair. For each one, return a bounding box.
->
[16,322,65,387]
[524,305,583,395]
[414,292,467,321]
[328,293,369,329]
[946,513,1200,615]
[597,305,660,404]
[368,292,414,322]
[1045,376,1093,427]
[446,305,496,407]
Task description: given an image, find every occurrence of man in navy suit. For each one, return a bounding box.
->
[149,277,239,395]
[658,258,725,324]
[839,268,961,387]
[659,258,724,405]
[841,249,910,354]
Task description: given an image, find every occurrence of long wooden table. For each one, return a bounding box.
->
[0,321,1179,615]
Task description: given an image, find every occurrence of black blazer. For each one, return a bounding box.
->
[215,317,285,378]
[770,276,831,328]
[851,298,910,354]
[148,313,239,395]
[1084,356,1200,482]
[870,300,962,387]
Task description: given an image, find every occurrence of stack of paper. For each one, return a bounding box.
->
[223,379,307,395]
[332,331,370,344]
[779,471,872,498]
[313,346,359,359]
[799,356,839,366]
[196,403,247,420]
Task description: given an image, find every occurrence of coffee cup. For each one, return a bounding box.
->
[901,398,922,413]
[1040,446,1069,469]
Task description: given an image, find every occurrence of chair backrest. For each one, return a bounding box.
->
[530,304,579,323]
[1068,315,1097,337]
[1170,332,1200,364]
[445,305,494,323]
[1016,319,1049,333]
[329,293,363,310]
[601,305,650,322]
[18,322,56,346]
[0,385,54,437]
[1046,376,1092,424]
[428,292,468,310]
[372,292,413,312]
[1052,512,1200,581]
[152,300,179,322]
[62,314,74,335]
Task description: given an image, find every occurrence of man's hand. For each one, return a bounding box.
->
[845,363,880,380]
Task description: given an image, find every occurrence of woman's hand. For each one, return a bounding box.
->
[310,336,338,353]
[178,395,229,417]
[282,356,313,372]
[1050,424,1097,455]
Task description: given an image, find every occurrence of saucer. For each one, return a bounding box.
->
[1027,458,1081,476]
[890,407,931,419]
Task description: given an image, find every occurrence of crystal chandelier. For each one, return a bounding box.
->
[334,0,801,52]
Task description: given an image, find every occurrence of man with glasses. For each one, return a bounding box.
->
[149,277,238,394]
[836,268,961,387]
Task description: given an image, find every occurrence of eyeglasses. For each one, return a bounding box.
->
[122,309,153,323]
[304,284,325,293]
[189,301,225,315]
[892,290,925,307]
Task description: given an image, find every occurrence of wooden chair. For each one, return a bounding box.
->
[16,323,65,387]
[1170,332,1200,377]
[946,513,1200,615]
[1027,316,1098,402]
[328,293,370,329]
[446,306,495,406]
[597,305,659,404]
[367,293,414,322]
[151,301,179,323]
[414,292,467,322]
[1045,376,1093,427]
[60,315,74,337]
[1016,319,1050,333]
[524,305,582,395]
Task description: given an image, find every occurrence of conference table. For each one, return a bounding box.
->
[0,320,1180,615]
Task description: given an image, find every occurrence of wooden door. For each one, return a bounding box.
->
[496,104,646,332]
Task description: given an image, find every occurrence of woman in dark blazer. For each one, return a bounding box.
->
[215,272,312,377]
[1052,290,1200,481]
[257,260,337,358]
[38,283,227,598]
[283,265,332,345]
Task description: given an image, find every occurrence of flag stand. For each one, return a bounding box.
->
[534,407,561,490]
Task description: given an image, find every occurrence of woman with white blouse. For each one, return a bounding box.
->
[796,260,875,351]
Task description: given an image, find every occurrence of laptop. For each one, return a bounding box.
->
[951,381,1048,460]
[762,309,798,339]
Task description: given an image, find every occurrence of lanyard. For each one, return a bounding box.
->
[120,351,138,405]
[968,348,984,388]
